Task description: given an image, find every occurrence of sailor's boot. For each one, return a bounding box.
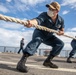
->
[67,56,72,63]
[16,54,29,72]
[43,55,58,68]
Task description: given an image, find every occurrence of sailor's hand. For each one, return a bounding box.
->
[57,30,64,36]
[24,20,33,28]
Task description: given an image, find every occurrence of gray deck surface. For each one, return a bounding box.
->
[0,53,76,75]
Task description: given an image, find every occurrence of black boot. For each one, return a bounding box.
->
[16,54,29,72]
[43,55,58,68]
[67,57,72,63]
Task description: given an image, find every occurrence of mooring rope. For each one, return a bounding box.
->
[0,14,76,40]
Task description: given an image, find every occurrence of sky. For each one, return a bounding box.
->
[0,0,76,50]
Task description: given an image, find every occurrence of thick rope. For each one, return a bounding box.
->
[0,14,76,40]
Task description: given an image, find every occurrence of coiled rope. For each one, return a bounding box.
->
[0,14,76,40]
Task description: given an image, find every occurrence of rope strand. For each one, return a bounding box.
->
[0,14,76,40]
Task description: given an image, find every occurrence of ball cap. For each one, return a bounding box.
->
[46,2,60,11]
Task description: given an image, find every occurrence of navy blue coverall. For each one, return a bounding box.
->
[23,12,64,57]
[18,39,24,53]
[69,39,76,57]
